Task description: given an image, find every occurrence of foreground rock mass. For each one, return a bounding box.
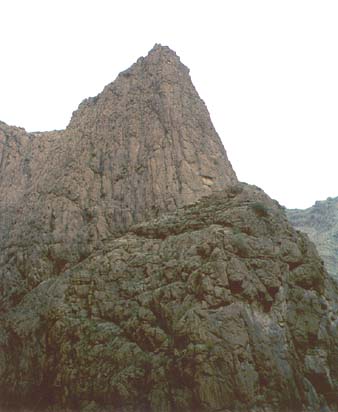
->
[0,45,337,412]
[287,197,338,279]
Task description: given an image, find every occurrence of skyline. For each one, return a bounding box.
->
[1,0,337,209]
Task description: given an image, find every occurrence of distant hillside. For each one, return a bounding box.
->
[287,196,338,279]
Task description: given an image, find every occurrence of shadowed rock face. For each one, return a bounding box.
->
[287,197,338,279]
[0,46,337,412]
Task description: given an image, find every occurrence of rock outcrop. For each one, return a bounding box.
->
[0,44,236,313]
[0,45,337,412]
[287,197,338,279]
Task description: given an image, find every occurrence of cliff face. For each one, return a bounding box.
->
[0,45,237,313]
[0,45,337,412]
[287,197,338,279]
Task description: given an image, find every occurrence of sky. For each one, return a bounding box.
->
[0,0,337,209]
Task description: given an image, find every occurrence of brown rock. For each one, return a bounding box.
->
[0,44,236,312]
[0,46,337,412]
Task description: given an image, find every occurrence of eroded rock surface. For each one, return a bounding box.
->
[0,45,337,412]
[1,184,338,411]
[0,45,236,313]
[287,197,338,279]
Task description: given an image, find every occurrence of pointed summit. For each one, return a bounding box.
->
[114,43,190,86]
[148,43,179,55]
[0,44,238,304]
[149,43,171,52]
[1,47,338,412]
[145,43,185,67]
[67,45,237,229]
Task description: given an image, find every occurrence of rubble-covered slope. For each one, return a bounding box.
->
[287,197,338,279]
[1,184,337,412]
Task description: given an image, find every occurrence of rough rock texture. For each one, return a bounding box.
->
[287,197,338,279]
[0,44,236,313]
[0,45,338,412]
[1,184,338,412]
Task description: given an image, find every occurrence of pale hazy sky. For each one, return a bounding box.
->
[1,0,337,209]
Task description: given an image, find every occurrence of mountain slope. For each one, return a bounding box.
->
[1,183,338,411]
[287,197,338,279]
[0,44,236,313]
[0,46,337,412]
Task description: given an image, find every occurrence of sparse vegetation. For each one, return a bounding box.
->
[251,202,269,217]
[232,233,250,257]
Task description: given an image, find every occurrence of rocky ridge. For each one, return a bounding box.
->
[287,197,338,279]
[0,45,337,411]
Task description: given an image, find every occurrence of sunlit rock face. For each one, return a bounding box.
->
[0,45,237,312]
[0,46,337,412]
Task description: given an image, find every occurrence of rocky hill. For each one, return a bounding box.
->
[0,45,337,412]
[0,44,236,313]
[287,197,338,279]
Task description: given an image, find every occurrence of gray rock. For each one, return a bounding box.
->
[287,197,338,279]
[0,185,337,411]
